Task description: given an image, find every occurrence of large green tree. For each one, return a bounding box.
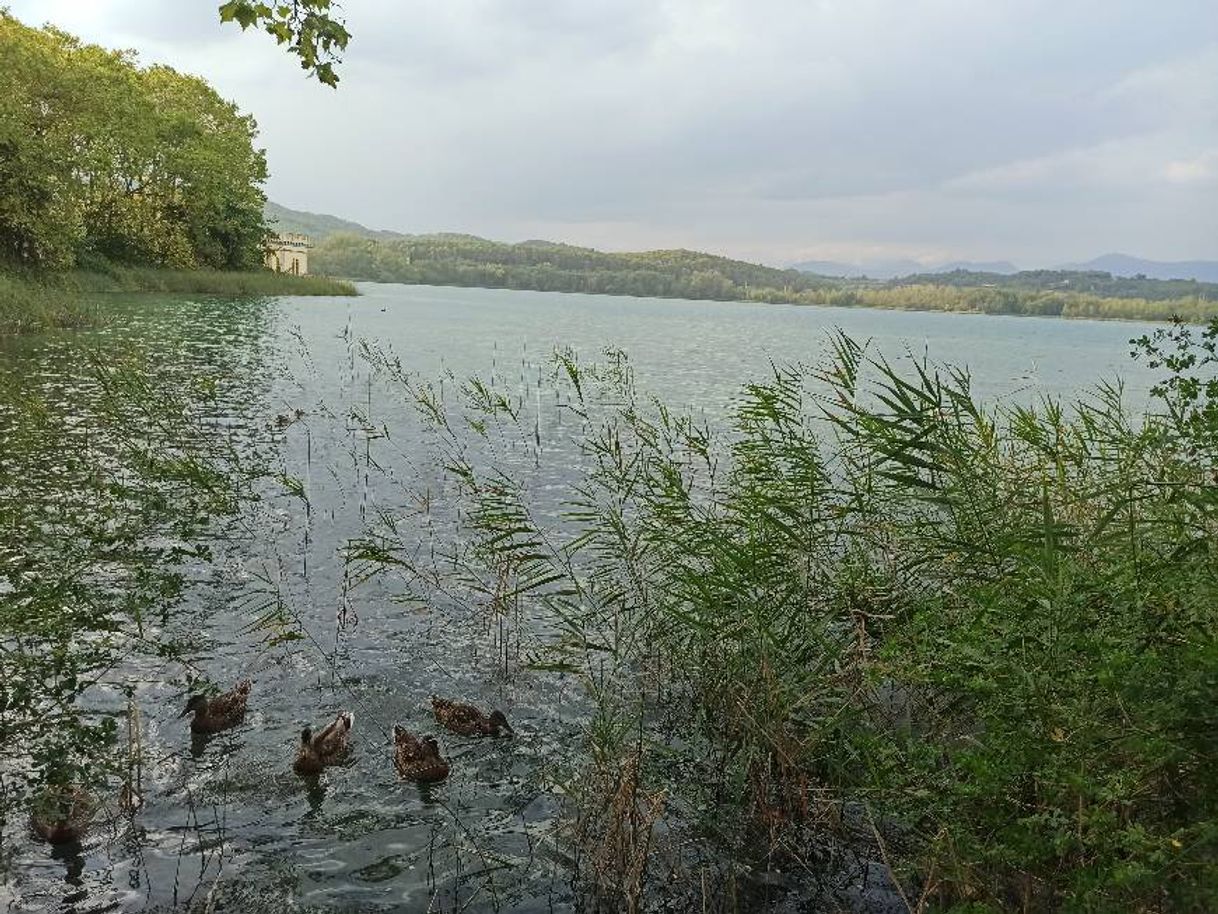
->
[0,13,269,271]
[0,21,91,266]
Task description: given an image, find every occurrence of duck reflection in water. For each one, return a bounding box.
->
[50,840,88,911]
[301,775,329,818]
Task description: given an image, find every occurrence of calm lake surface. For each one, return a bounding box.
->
[0,283,1163,912]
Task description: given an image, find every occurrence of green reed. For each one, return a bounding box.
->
[353,325,1218,912]
[0,271,95,334]
[64,263,356,297]
[0,265,355,335]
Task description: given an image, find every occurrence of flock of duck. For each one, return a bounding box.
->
[30,680,514,845]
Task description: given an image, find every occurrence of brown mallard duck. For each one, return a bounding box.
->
[393,726,449,783]
[181,679,252,734]
[29,786,94,844]
[293,711,355,775]
[431,696,514,737]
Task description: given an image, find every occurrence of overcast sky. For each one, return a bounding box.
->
[10,1,1218,267]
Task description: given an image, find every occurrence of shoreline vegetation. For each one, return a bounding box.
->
[4,300,1217,911]
[0,267,356,335]
[346,326,1218,911]
[312,232,1218,323]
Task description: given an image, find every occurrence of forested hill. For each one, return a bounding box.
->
[312,232,839,299]
[264,201,410,242]
[312,231,1218,322]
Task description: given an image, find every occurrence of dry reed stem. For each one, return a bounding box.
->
[577,751,667,913]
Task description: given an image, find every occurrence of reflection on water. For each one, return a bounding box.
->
[0,285,1160,912]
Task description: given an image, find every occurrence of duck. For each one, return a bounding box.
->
[294,711,355,775]
[181,679,252,733]
[29,786,94,844]
[431,696,514,738]
[393,726,450,783]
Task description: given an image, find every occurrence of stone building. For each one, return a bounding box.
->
[265,233,311,275]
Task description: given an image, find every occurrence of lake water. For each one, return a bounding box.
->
[0,283,1164,912]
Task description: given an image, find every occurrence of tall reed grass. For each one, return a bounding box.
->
[0,271,94,334]
[65,263,356,297]
[354,324,1218,911]
[0,265,355,334]
[0,351,266,818]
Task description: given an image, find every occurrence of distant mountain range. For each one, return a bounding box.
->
[1055,254,1218,284]
[789,254,1218,283]
[789,258,1020,279]
[266,201,1218,285]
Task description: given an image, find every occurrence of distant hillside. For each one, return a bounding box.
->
[313,232,837,298]
[791,258,1018,279]
[264,201,410,241]
[270,201,1217,284]
[936,260,1019,275]
[793,253,1218,283]
[1060,254,1218,284]
[270,202,1216,321]
[789,258,923,279]
[312,232,1218,323]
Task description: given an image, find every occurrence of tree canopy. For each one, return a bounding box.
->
[0,14,269,271]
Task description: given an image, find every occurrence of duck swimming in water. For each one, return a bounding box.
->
[393,726,450,783]
[181,679,252,734]
[294,711,355,775]
[431,696,514,737]
[29,786,94,844]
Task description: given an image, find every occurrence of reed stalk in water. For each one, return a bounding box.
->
[352,325,1218,911]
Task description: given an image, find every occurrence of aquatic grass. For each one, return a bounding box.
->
[0,264,355,335]
[64,263,356,297]
[0,271,95,334]
[3,310,566,908]
[8,301,1213,909]
[350,326,1218,911]
[0,347,272,826]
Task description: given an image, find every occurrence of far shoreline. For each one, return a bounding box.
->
[339,277,1192,327]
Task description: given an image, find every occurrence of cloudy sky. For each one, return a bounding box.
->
[10,1,1217,267]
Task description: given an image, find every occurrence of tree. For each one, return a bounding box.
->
[0,13,270,271]
[218,1,350,87]
[137,67,269,269]
[0,19,89,266]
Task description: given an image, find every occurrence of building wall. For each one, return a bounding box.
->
[265,248,309,275]
[265,233,311,275]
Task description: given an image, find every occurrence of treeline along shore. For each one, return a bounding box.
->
[0,14,353,334]
[313,231,1218,322]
